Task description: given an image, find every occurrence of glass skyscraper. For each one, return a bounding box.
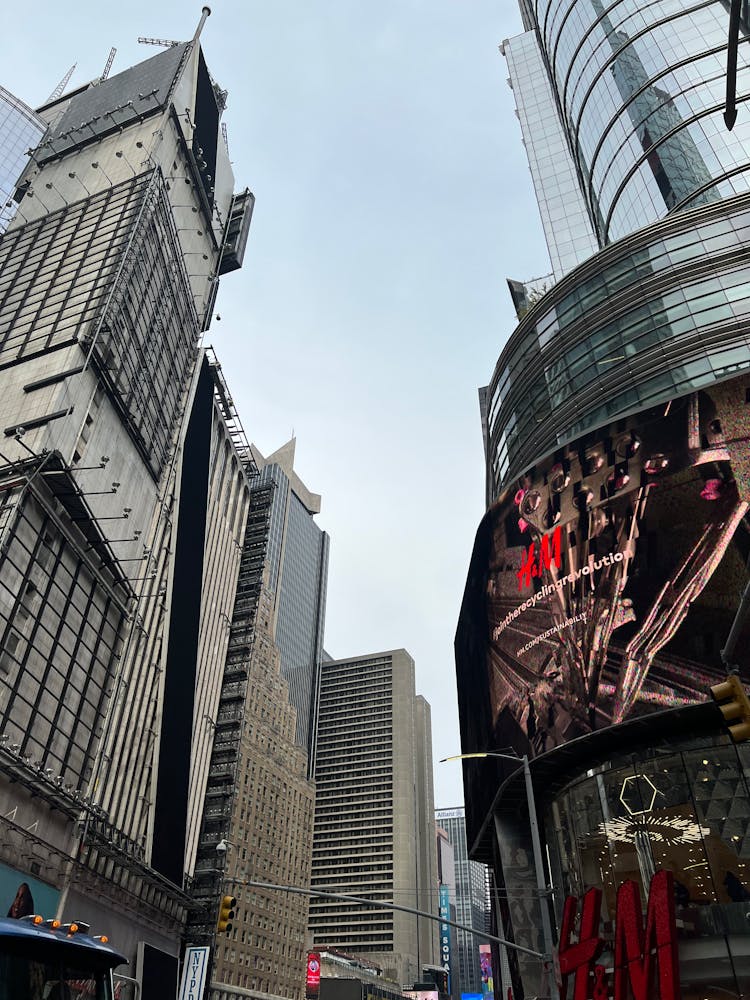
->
[457,0,750,997]
[486,0,750,495]
[250,439,329,774]
[0,85,45,233]
[508,0,750,247]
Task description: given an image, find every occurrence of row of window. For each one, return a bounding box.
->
[487,199,750,492]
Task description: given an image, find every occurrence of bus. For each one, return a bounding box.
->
[0,914,127,999]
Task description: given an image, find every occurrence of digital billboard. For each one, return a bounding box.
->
[306,951,321,998]
[438,885,452,992]
[478,944,493,995]
[458,374,750,758]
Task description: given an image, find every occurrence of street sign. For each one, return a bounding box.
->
[178,946,210,1000]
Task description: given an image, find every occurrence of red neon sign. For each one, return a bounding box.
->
[306,952,321,996]
[557,870,680,1000]
[517,524,562,590]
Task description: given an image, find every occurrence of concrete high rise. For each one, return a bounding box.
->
[309,649,439,987]
[0,17,255,993]
[249,440,329,774]
[457,0,750,996]
[434,810,491,999]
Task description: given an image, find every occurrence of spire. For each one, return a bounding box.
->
[193,6,211,41]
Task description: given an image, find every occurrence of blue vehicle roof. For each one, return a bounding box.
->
[0,916,127,970]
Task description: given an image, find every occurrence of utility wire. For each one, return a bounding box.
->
[226,876,546,961]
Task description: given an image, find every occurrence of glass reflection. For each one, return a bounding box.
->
[544,743,750,997]
[487,202,750,496]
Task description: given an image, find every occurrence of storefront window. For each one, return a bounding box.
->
[542,740,750,997]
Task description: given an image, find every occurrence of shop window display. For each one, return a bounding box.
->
[545,741,750,997]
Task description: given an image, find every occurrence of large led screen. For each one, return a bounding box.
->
[458,373,750,758]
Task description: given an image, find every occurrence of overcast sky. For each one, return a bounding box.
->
[5,1,550,808]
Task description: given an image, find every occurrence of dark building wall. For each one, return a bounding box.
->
[151,358,213,882]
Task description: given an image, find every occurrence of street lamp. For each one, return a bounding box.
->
[440,751,559,1000]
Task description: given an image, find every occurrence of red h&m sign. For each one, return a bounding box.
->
[306,952,321,997]
[557,870,680,1000]
[517,525,562,590]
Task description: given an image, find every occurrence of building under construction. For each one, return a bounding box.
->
[0,14,275,996]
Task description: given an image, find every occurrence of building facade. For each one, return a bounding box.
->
[435,810,491,999]
[0,17,256,995]
[249,440,329,776]
[309,649,439,987]
[176,419,321,1000]
[0,85,45,234]
[457,0,750,997]
[209,579,315,998]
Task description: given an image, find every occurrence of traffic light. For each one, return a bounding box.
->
[217,895,236,934]
[710,674,750,742]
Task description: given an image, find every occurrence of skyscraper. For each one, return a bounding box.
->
[457,1,750,996]
[0,16,255,993]
[209,575,315,999]
[309,649,439,987]
[175,416,322,999]
[0,85,45,234]
[434,810,491,999]
[250,440,329,774]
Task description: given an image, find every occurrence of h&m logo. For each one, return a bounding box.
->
[557,870,679,1000]
[517,524,562,591]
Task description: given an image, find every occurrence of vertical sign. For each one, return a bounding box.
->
[178,946,210,1000]
[439,884,452,994]
[306,951,321,999]
[479,944,493,996]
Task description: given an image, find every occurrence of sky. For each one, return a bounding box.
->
[4,1,550,808]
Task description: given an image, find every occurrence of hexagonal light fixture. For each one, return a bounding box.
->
[619,773,660,815]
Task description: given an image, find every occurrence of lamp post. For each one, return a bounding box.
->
[440,751,559,1000]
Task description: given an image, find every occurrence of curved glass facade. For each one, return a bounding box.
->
[461,2,750,998]
[0,86,45,234]
[533,0,750,242]
[487,192,750,497]
[491,730,750,997]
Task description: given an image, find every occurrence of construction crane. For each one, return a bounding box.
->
[100,47,117,82]
[46,64,76,104]
[137,36,180,48]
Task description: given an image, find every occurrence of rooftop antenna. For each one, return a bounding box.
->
[193,7,211,41]
[99,47,117,82]
[46,64,76,104]
[137,36,180,48]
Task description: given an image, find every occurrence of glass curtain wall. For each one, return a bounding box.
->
[546,739,750,997]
